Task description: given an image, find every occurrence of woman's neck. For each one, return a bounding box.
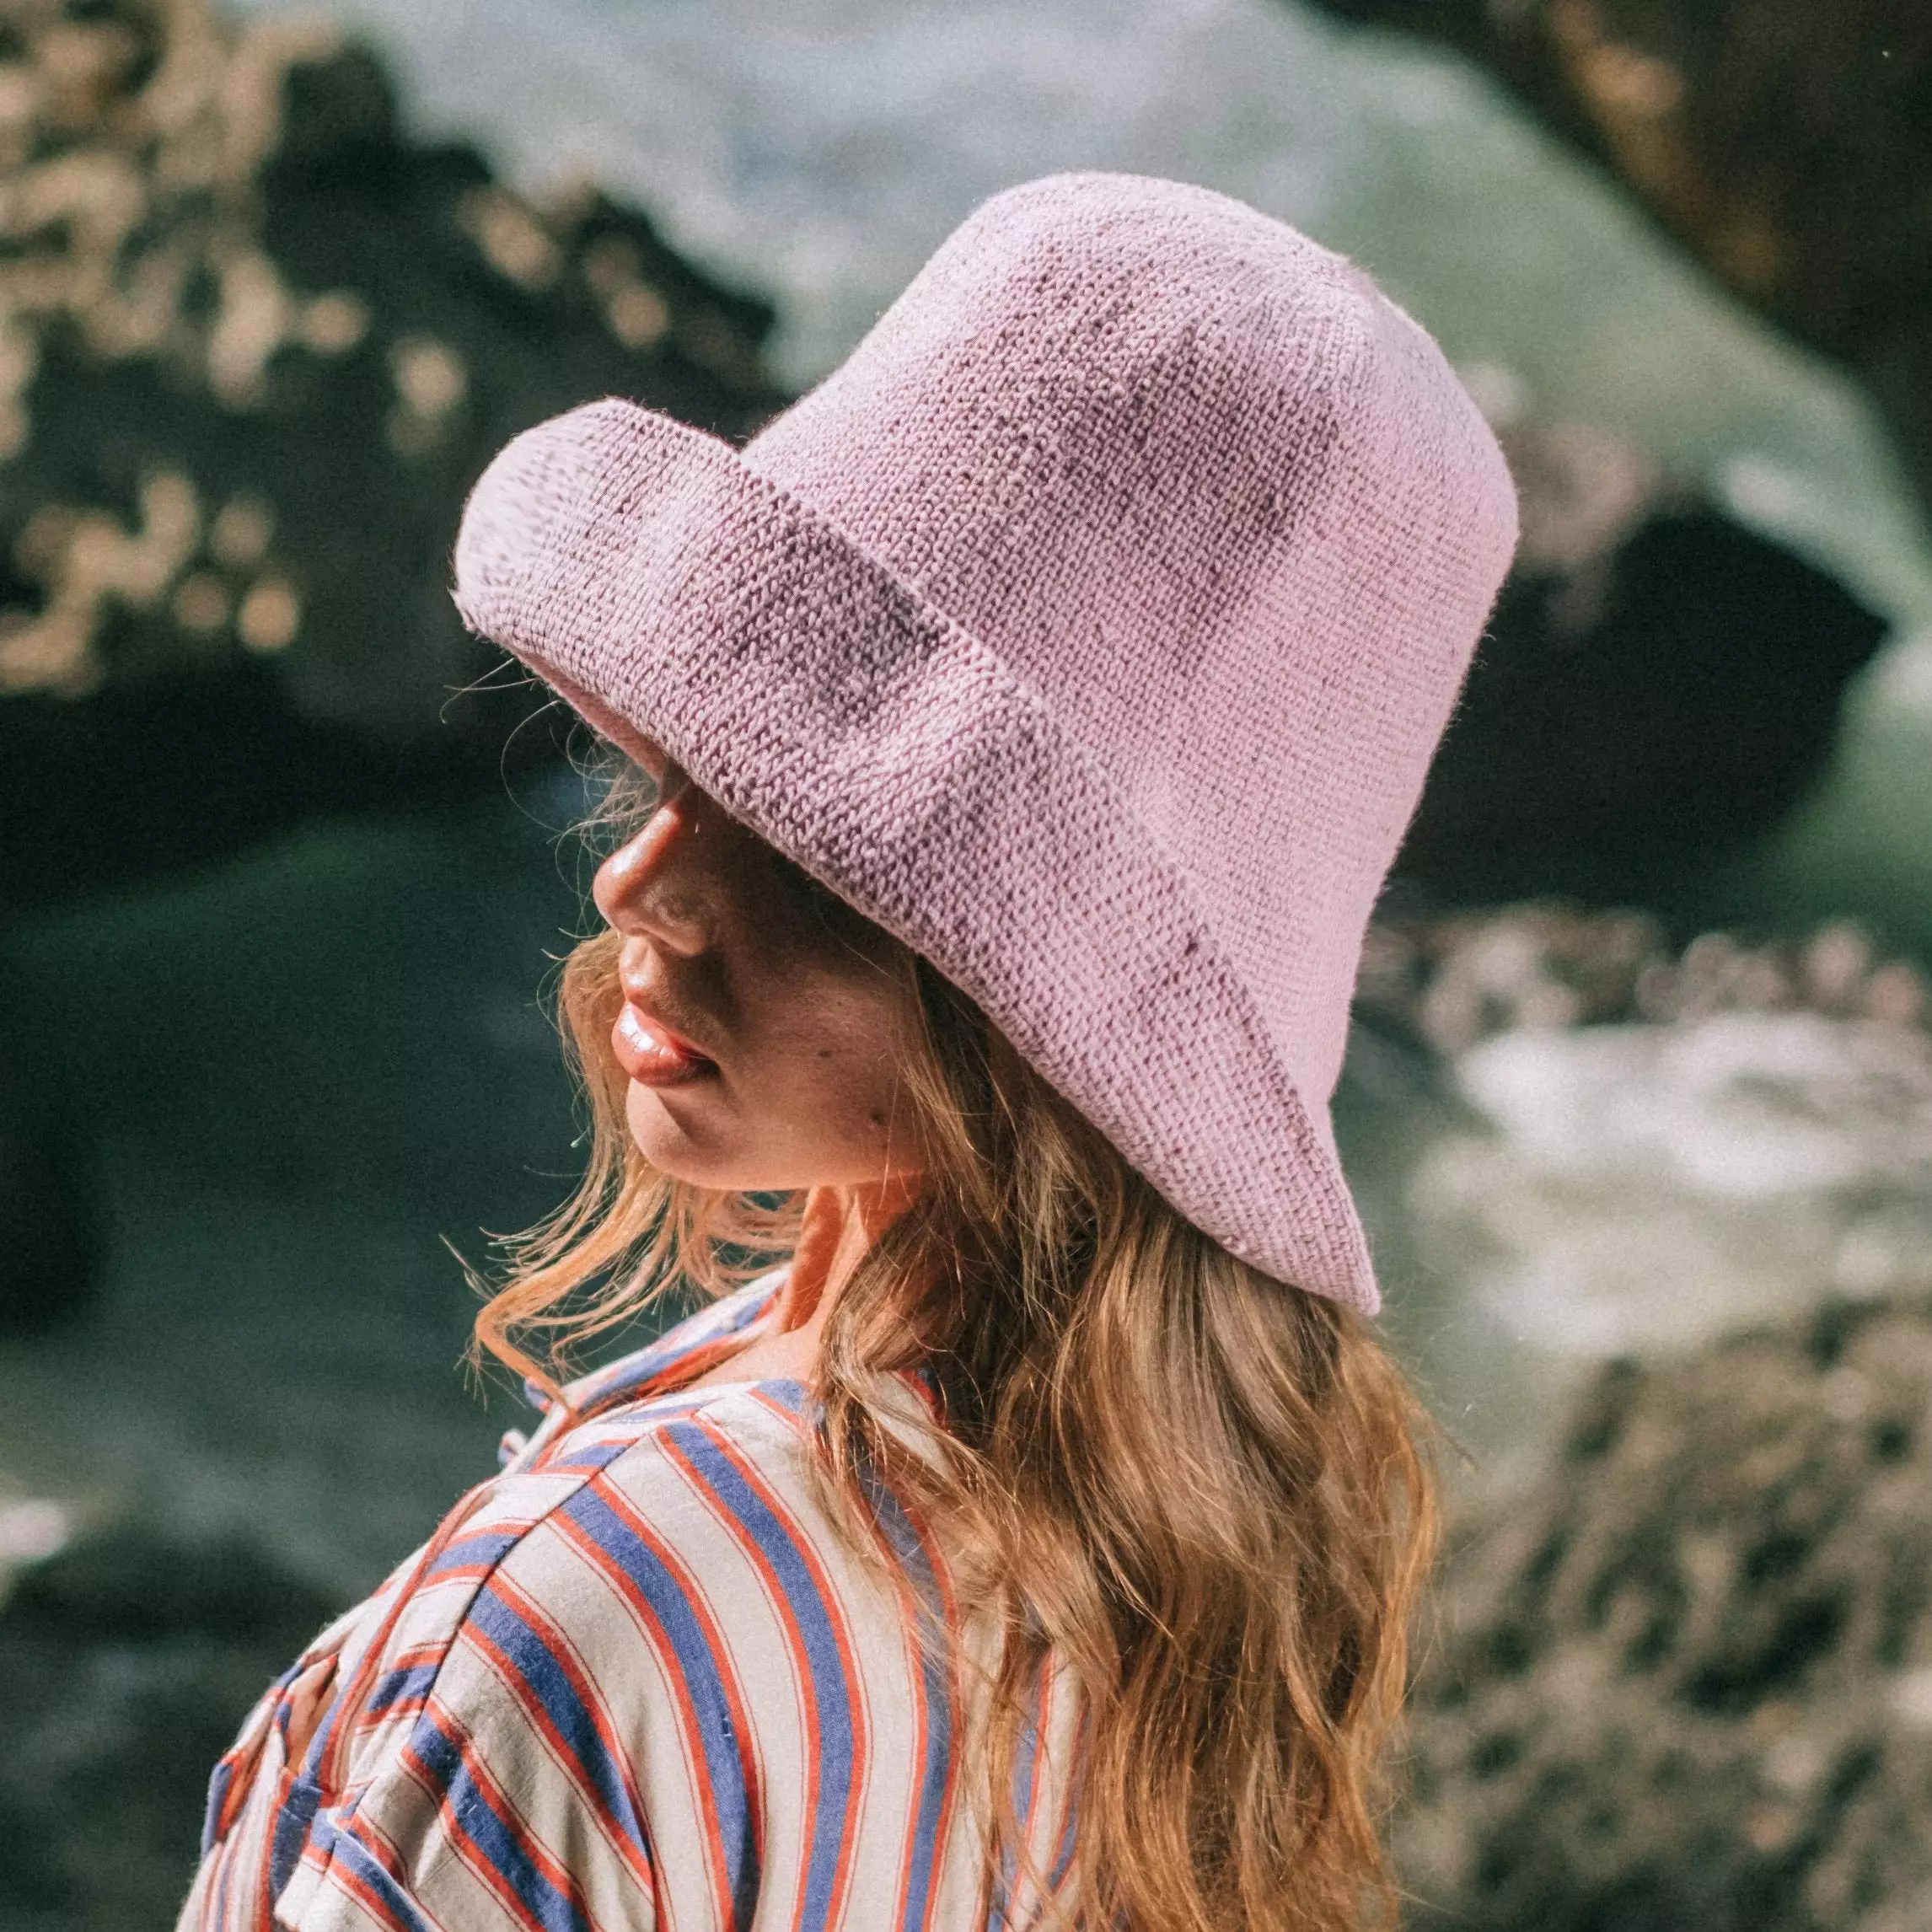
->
[683,1174,920,1393]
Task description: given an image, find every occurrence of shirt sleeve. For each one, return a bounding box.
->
[181,1374,795,1932]
[271,1627,660,1932]
[270,1519,668,1932]
[176,1464,668,1932]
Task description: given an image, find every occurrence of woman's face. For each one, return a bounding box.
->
[590,738,929,1191]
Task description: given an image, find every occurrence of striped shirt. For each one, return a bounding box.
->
[176,1269,1084,1932]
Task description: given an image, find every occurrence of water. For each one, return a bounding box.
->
[1373,1008,1932,1490]
[0,780,598,1594]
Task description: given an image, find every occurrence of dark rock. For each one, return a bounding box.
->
[0,0,787,901]
[0,953,99,1329]
[4,1521,336,1645]
[1397,419,1889,903]
[0,1521,342,1931]
[0,1092,97,1329]
[1289,0,1932,518]
[0,652,562,899]
[1395,1295,1932,1931]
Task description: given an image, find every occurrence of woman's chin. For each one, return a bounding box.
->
[623,1076,738,1185]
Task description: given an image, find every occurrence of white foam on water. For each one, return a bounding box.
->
[1411,1012,1932,1360]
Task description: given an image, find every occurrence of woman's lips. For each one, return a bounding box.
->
[612,1002,717,1087]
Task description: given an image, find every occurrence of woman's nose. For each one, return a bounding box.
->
[592,784,713,956]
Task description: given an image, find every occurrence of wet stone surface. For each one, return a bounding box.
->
[1396,1292,1932,1932]
[0,1522,343,1932]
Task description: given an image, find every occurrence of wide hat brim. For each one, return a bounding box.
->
[453,396,1378,1311]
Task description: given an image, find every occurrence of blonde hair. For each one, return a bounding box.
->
[475,764,1439,1932]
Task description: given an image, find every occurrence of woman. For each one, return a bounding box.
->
[180,170,1517,1932]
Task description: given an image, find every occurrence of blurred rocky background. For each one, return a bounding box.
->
[1296,0,1932,516]
[0,0,1927,1927]
[1397,1291,1932,1932]
[0,0,780,900]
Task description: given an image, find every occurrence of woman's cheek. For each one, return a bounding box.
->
[743,969,896,1152]
[821,1009,924,1165]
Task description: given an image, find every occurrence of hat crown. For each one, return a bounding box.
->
[747,172,1517,1108]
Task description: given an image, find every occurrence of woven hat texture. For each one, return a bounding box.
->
[453,169,1519,1312]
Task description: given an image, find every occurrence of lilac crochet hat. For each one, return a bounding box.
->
[453,170,1518,1312]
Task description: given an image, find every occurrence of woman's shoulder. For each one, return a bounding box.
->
[185,1283,985,1932]
[347,1357,824,1758]
[304,1275,808,1749]
[191,1373,823,1931]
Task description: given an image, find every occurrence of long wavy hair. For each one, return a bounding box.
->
[475,759,1439,1932]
